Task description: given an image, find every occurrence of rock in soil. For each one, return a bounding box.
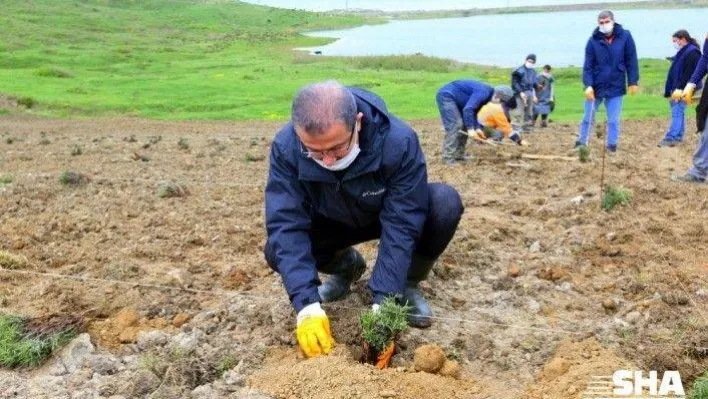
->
[439,360,462,379]
[414,344,446,374]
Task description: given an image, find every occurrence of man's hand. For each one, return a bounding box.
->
[533,95,539,104]
[585,87,595,101]
[682,83,696,105]
[296,303,334,358]
[671,89,683,102]
[628,85,639,95]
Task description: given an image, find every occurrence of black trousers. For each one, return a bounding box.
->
[697,86,708,133]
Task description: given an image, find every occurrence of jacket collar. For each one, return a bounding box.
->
[592,23,625,41]
[296,88,389,183]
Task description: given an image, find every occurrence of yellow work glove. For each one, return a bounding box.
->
[670,89,683,102]
[628,85,639,95]
[682,83,696,105]
[296,303,334,358]
[585,87,595,101]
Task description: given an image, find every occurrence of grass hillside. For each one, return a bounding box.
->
[0,0,680,122]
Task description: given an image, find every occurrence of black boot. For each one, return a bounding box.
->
[317,248,366,302]
[403,254,436,328]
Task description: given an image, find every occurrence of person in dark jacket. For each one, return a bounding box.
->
[265,81,464,358]
[659,30,702,147]
[511,54,539,135]
[681,33,708,133]
[436,80,516,164]
[575,10,639,152]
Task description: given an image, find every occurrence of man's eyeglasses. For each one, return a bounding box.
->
[301,125,356,161]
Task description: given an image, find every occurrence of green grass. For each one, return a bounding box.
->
[602,185,633,211]
[691,372,708,399]
[0,174,13,186]
[0,315,77,368]
[0,0,683,122]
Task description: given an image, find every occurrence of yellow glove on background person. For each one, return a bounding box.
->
[682,83,696,105]
[670,89,683,102]
[628,85,639,95]
[585,87,595,101]
[296,302,334,358]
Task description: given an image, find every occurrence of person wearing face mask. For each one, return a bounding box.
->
[264,81,464,358]
[659,30,702,147]
[436,79,517,164]
[533,65,555,128]
[511,54,539,135]
[575,10,639,152]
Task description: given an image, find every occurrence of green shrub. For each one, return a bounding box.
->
[602,185,632,211]
[0,174,12,186]
[691,372,708,399]
[59,171,90,186]
[578,145,590,163]
[178,137,190,151]
[157,181,188,198]
[35,66,73,78]
[360,298,410,353]
[16,97,36,109]
[70,145,82,156]
[0,314,80,368]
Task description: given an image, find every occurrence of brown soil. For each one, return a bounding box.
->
[249,347,480,399]
[413,344,446,373]
[0,116,706,397]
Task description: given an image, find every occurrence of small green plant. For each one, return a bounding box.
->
[0,314,81,368]
[35,66,73,78]
[4,136,15,144]
[157,181,188,198]
[16,97,36,109]
[0,251,28,270]
[216,355,238,376]
[691,372,708,399]
[178,137,190,151]
[244,153,264,163]
[360,297,410,354]
[0,174,13,186]
[578,145,590,163]
[70,145,83,156]
[602,185,633,211]
[58,171,90,186]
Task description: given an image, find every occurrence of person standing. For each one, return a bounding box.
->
[534,65,555,128]
[435,80,515,165]
[681,33,708,134]
[575,10,639,152]
[511,54,538,135]
[659,30,701,147]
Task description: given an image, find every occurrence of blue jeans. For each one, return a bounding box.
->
[578,96,623,147]
[264,183,464,278]
[688,116,708,180]
[436,92,466,161]
[664,100,687,142]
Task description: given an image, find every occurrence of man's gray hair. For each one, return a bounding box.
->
[291,80,357,136]
[598,10,614,20]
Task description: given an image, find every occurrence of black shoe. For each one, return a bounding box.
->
[402,283,432,328]
[317,249,366,302]
[671,173,706,184]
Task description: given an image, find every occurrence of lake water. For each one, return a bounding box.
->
[244,0,652,12]
[298,8,708,67]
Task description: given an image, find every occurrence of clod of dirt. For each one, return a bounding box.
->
[507,264,521,277]
[439,360,461,379]
[538,267,569,282]
[540,357,570,380]
[601,298,617,311]
[222,266,252,290]
[413,344,446,373]
[379,390,397,398]
[157,181,189,198]
[115,308,139,329]
[661,291,690,306]
[172,313,190,328]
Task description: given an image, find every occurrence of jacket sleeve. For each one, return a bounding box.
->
[462,91,488,130]
[265,143,320,312]
[369,132,429,304]
[625,32,639,86]
[679,50,702,90]
[511,69,524,94]
[689,41,708,86]
[583,39,596,88]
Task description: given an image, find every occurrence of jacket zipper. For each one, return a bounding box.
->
[336,179,360,227]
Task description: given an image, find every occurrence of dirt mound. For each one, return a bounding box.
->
[249,347,480,399]
[525,338,634,399]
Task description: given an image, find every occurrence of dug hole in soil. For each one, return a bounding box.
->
[0,117,706,398]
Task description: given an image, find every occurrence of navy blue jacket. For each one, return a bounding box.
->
[582,23,639,99]
[265,88,429,312]
[437,80,495,130]
[664,42,701,97]
[689,37,708,88]
[511,65,537,95]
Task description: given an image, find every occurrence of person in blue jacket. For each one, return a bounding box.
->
[265,81,464,358]
[659,30,702,147]
[681,33,708,133]
[575,10,639,152]
[511,54,539,135]
[436,80,516,165]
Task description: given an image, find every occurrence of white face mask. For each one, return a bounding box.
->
[599,22,614,35]
[525,62,535,69]
[673,42,683,50]
[543,71,552,78]
[313,144,361,171]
